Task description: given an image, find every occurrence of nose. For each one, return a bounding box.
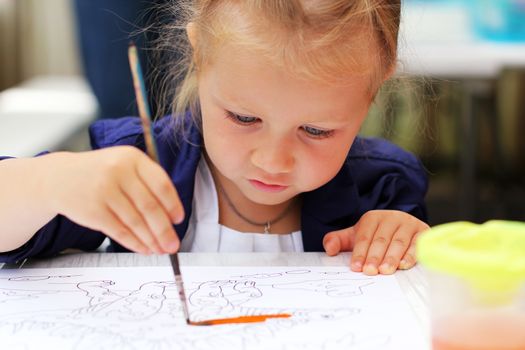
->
[251,135,295,175]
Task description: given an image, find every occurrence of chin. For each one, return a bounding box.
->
[244,190,296,206]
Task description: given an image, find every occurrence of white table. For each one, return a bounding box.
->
[0,75,97,158]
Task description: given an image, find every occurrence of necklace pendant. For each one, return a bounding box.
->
[263,222,271,234]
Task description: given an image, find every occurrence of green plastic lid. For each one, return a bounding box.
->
[417,220,525,294]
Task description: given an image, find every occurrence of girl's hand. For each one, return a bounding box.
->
[44,146,184,255]
[322,210,429,275]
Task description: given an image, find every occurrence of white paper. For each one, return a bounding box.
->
[0,266,427,349]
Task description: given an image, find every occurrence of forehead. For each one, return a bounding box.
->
[209,44,370,91]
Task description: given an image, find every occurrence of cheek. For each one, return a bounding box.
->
[298,138,354,189]
[202,116,249,171]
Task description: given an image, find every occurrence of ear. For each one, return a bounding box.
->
[186,22,197,49]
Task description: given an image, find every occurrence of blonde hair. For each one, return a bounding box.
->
[152,0,401,130]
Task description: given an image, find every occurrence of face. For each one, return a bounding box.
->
[198,47,374,206]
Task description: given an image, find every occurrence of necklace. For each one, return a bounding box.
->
[216,181,296,234]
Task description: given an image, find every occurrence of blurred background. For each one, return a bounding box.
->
[0,0,524,226]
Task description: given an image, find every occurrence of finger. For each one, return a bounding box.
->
[362,220,400,276]
[400,222,429,269]
[97,205,150,254]
[123,174,180,254]
[349,219,379,273]
[136,158,185,224]
[106,186,163,254]
[399,232,422,270]
[323,227,355,256]
[378,225,415,275]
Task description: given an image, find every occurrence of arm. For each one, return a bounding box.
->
[0,155,60,252]
[0,147,184,256]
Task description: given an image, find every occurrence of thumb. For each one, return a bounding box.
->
[323,227,356,256]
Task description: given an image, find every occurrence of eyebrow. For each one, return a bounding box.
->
[211,92,260,116]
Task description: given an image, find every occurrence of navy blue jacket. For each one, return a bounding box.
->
[0,116,428,263]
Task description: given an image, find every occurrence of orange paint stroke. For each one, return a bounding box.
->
[188,313,292,326]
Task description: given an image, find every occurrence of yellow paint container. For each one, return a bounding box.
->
[417,220,525,350]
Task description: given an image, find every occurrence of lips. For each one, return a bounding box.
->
[249,179,289,193]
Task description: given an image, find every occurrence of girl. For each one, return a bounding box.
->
[0,0,428,275]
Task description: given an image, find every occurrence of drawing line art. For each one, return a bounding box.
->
[185,277,373,321]
[232,269,312,279]
[0,288,59,304]
[0,274,82,282]
[187,278,364,322]
[0,267,421,350]
[271,279,374,297]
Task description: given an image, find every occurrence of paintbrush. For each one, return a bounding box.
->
[128,42,291,326]
[128,42,158,162]
[128,41,191,324]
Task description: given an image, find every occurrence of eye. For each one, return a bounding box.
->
[301,125,334,139]
[225,111,260,125]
